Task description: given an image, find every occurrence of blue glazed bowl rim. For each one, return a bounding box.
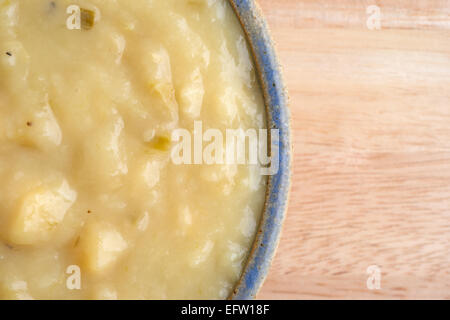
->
[229,0,292,300]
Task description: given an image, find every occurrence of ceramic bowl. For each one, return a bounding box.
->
[229,0,292,300]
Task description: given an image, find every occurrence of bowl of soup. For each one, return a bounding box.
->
[0,0,290,300]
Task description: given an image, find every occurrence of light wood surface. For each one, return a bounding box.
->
[256,0,450,299]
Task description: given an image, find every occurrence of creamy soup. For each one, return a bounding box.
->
[0,0,266,299]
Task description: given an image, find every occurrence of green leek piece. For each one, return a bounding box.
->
[149,136,171,152]
[81,8,95,30]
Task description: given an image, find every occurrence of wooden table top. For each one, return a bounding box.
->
[256,0,450,299]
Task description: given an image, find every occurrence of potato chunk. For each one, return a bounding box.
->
[0,280,34,300]
[0,2,19,37]
[8,180,77,245]
[92,285,118,300]
[17,103,63,150]
[80,222,128,273]
[189,240,214,268]
[82,109,128,188]
[125,42,179,128]
[179,68,204,119]
[0,41,30,92]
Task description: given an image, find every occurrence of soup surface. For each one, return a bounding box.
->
[0,0,267,299]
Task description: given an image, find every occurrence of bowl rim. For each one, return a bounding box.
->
[229,0,292,300]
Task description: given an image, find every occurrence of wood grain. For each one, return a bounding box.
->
[256,0,450,299]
